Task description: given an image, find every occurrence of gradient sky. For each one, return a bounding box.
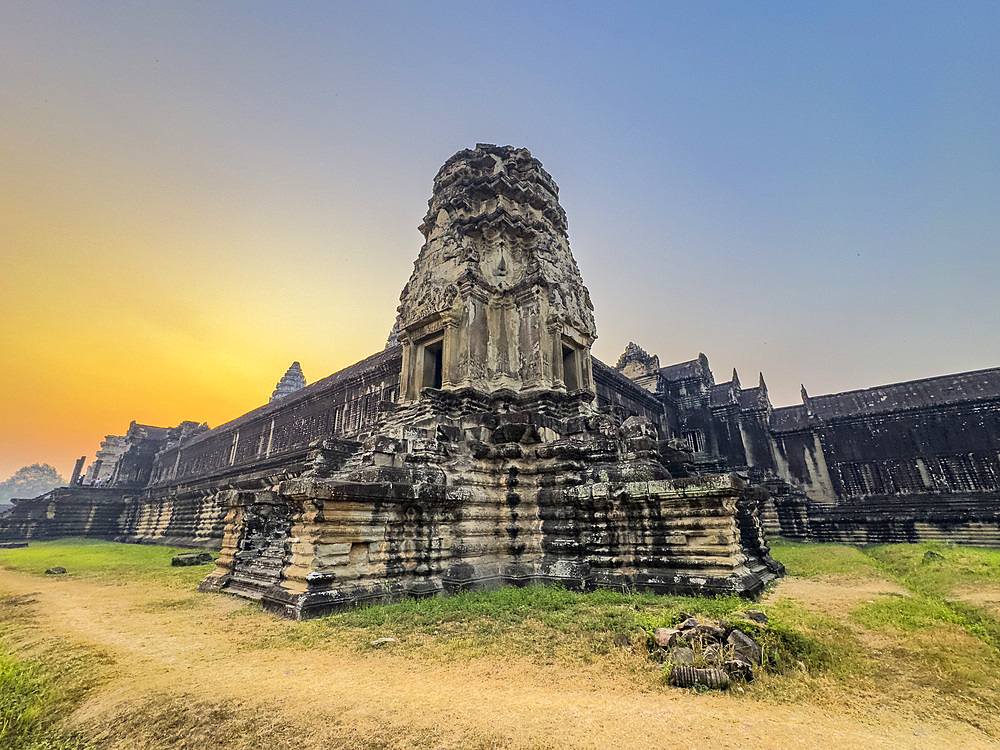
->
[1,1,998,481]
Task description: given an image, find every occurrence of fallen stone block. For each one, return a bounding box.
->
[727,629,762,666]
[669,646,696,665]
[668,664,730,690]
[171,552,214,566]
[653,627,681,647]
[724,655,755,682]
[45,566,67,575]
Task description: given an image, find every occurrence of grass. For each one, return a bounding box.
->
[271,585,736,661]
[3,537,1000,743]
[255,577,844,686]
[767,537,1000,723]
[0,594,105,750]
[865,542,1000,599]
[772,538,1000,650]
[768,540,879,578]
[0,538,214,589]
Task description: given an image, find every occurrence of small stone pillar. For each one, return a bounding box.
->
[69,456,86,486]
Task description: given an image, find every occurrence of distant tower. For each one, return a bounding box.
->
[270,362,306,403]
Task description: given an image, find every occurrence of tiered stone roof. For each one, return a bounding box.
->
[269,361,307,403]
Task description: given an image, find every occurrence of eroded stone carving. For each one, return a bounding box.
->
[394,144,597,401]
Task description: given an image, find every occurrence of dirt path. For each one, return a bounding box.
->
[1,570,996,750]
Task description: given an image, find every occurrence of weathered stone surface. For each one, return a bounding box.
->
[727,629,763,666]
[394,144,597,401]
[703,643,723,665]
[732,609,768,625]
[669,647,696,665]
[693,623,726,643]
[668,665,730,690]
[171,552,213,566]
[724,655,755,681]
[270,362,307,403]
[653,628,681,648]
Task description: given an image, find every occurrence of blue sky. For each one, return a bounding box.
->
[1,1,998,476]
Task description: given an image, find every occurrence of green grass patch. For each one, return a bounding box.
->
[844,542,1000,649]
[739,598,855,677]
[261,583,845,687]
[771,539,1000,650]
[262,584,779,667]
[852,593,965,631]
[864,542,1000,599]
[0,594,106,750]
[0,648,94,749]
[769,540,882,578]
[0,538,215,588]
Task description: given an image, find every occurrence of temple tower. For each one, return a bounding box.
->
[270,362,306,403]
[394,144,597,403]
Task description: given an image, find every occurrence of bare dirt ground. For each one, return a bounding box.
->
[2,569,998,750]
[953,584,1000,619]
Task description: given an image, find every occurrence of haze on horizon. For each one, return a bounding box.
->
[1,1,998,481]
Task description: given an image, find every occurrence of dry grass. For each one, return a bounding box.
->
[0,539,998,749]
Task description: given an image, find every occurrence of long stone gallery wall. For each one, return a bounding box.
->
[610,342,1000,547]
[768,368,1000,545]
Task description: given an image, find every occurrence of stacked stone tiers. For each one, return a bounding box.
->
[202,475,778,619]
[0,486,226,550]
[200,388,782,619]
[0,488,127,543]
[784,493,1000,546]
[117,489,227,550]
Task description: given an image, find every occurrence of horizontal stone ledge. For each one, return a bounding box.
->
[255,563,778,620]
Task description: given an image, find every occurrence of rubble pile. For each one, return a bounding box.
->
[650,610,769,689]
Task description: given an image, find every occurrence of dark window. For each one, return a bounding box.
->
[423,339,443,390]
[562,345,579,391]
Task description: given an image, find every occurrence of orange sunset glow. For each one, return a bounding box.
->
[2,3,998,483]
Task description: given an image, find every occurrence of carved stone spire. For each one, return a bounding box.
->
[394,144,597,402]
[615,342,661,393]
[270,362,306,403]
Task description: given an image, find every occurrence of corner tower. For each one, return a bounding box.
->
[395,144,597,402]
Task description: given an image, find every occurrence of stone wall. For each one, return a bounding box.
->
[769,369,1000,545]
[149,347,402,488]
[0,487,127,543]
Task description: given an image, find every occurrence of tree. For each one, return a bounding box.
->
[0,464,67,504]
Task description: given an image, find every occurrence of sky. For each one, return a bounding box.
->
[1,1,998,481]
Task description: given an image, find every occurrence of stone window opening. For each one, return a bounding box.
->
[687,431,702,453]
[562,344,580,391]
[422,337,444,390]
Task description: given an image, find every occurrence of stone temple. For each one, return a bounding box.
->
[3,145,999,616]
